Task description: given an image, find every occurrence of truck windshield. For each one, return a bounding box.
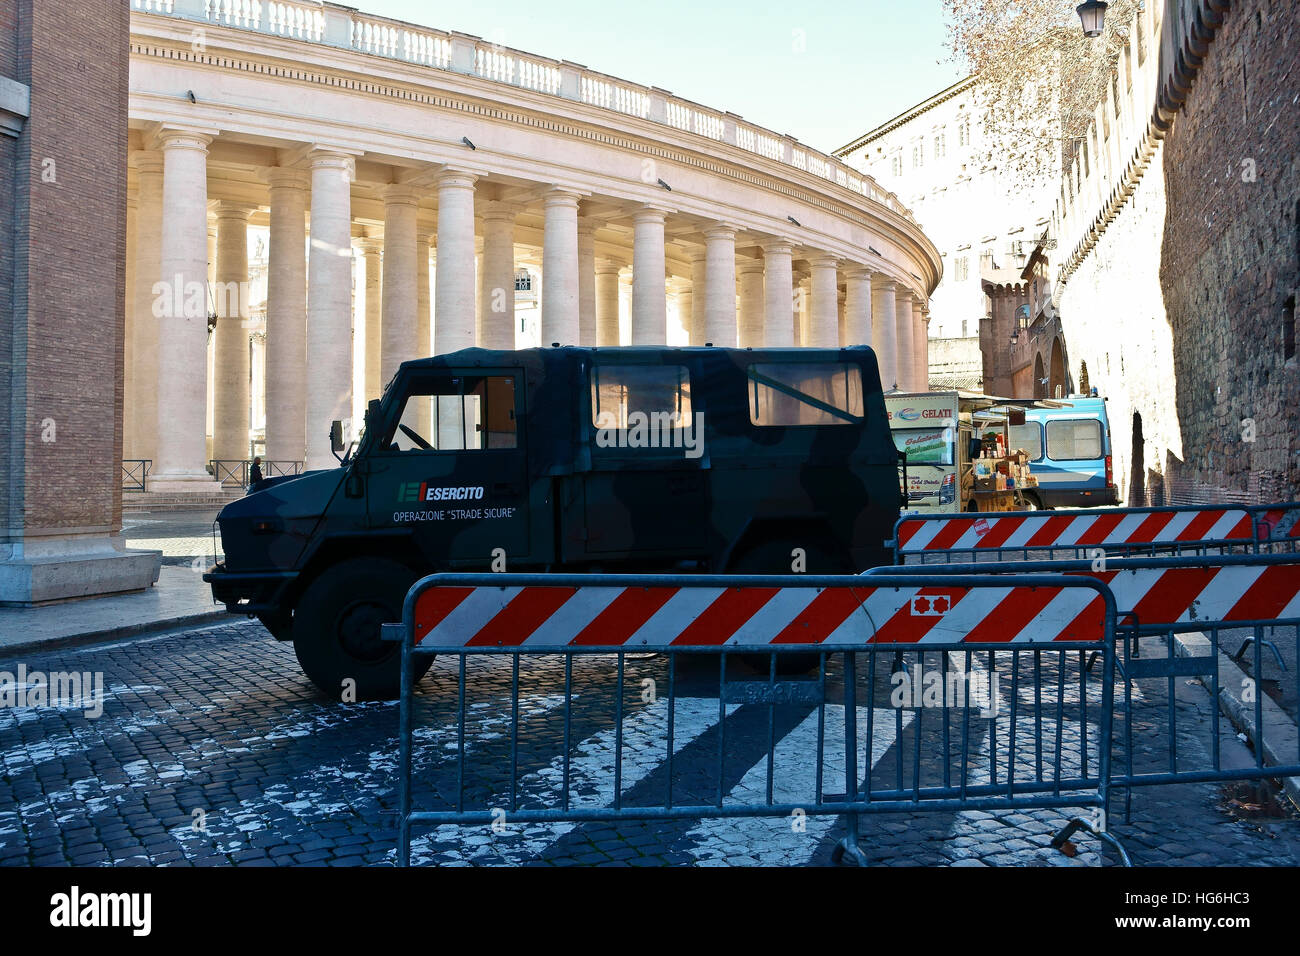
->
[381,374,518,453]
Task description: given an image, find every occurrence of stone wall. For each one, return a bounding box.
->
[1056,0,1298,506]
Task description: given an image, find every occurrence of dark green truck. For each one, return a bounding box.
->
[205,345,901,698]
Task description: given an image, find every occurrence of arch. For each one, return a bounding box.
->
[1049,336,1066,399]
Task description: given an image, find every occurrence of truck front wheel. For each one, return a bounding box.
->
[292,557,432,700]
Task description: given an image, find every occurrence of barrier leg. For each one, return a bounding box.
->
[398,636,413,867]
[1050,816,1133,867]
[832,651,870,867]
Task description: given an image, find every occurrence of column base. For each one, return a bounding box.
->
[148,470,225,494]
[0,534,163,607]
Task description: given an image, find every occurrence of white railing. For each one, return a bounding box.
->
[132,0,914,225]
[266,1,323,41]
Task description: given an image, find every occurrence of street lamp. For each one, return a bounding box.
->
[1076,1,1108,37]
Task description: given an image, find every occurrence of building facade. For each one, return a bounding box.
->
[1,0,943,604]
[835,76,1066,397]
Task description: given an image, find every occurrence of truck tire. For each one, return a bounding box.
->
[292,557,432,700]
[728,538,846,675]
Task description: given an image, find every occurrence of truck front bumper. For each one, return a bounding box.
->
[202,563,298,615]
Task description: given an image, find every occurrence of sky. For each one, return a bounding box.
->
[358,0,966,155]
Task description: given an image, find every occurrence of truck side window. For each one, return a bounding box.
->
[747,363,863,426]
[1045,419,1102,460]
[383,375,517,453]
[590,364,693,435]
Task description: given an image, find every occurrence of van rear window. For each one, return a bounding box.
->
[747,363,863,426]
[1046,419,1103,460]
[1008,423,1043,461]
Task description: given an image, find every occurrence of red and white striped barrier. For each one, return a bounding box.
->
[412,577,1110,648]
[896,507,1255,557]
[1254,506,1300,542]
[1078,561,1300,629]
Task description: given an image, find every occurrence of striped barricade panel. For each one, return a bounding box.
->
[894,505,1256,562]
[867,553,1300,634]
[1251,504,1300,546]
[411,573,1111,649]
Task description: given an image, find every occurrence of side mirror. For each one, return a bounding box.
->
[330,420,345,453]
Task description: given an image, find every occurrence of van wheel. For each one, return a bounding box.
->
[728,539,845,675]
[1021,492,1045,511]
[292,558,432,701]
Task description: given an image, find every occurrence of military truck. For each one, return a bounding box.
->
[205,345,901,698]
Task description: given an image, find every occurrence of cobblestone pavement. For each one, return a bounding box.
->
[123,510,223,568]
[1,621,1298,867]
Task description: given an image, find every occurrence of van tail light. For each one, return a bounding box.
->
[1105,455,1113,487]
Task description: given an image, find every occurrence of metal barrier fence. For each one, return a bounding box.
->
[388,571,1123,867]
[869,552,1300,820]
[121,459,151,492]
[209,459,304,487]
[891,501,1300,564]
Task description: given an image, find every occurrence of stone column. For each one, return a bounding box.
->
[479,202,517,350]
[357,236,383,399]
[895,286,916,391]
[416,230,432,358]
[264,168,308,463]
[433,170,477,353]
[688,250,708,345]
[152,128,219,490]
[541,188,581,345]
[871,279,899,391]
[595,259,622,346]
[843,267,872,347]
[129,151,164,464]
[796,276,811,346]
[380,184,419,382]
[807,254,840,348]
[304,149,355,471]
[737,259,765,348]
[213,201,255,462]
[631,206,667,345]
[578,216,597,346]
[759,240,794,348]
[703,225,737,347]
[124,190,137,457]
[914,300,929,391]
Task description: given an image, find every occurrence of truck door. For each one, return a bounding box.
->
[365,369,529,567]
[571,359,709,560]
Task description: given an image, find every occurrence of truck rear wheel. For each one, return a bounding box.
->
[292,557,432,700]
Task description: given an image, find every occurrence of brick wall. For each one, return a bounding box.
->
[1058,0,1299,507]
[1158,0,1299,505]
[2,0,129,542]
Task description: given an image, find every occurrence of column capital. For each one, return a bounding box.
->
[758,238,796,257]
[737,258,765,275]
[129,149,165,176]
[806,252,841,269]
[596,257,626,274]
[213,200,258,222]
[702,224,738,242]
[481,200,521,223]
[841,264,871,280]
[156,126,215,154]
[357,236,384,256]
[262,166,308,190]
[382,183,421,206]
[631,203,670,224]
[433,167,477,190]
[875,276,899,291]
[542,186,584,208]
